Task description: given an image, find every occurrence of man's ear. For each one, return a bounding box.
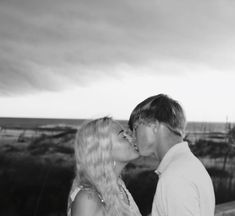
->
[152,120,160,134]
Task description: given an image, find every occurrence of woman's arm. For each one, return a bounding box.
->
[71,189,104,216]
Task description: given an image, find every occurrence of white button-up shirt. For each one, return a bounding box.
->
[152,142,215,216]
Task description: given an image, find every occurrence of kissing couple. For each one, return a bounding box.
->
[67,94,215,216]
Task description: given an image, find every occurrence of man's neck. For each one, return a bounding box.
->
[156,135,183,161]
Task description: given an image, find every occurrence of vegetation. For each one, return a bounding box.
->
[1,125,235,216]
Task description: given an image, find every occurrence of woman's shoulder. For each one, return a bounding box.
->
[73,188,103,208]
[71,187,104,216]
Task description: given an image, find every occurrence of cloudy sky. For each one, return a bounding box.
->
[0,0,235,122]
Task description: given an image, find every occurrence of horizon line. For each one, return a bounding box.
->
[0,116,234,124]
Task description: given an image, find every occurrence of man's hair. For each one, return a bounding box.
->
[128,94,186,137]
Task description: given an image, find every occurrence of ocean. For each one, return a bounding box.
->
[0,117,233,133]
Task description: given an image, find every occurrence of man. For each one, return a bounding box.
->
[128,94,215,216]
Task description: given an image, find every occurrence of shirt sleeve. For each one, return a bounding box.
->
[153,176,200,216]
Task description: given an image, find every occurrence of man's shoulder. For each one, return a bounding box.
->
[167,151,206,172]
[159,153,211,187]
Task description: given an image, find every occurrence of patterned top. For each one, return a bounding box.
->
[118,179,142,216]
[67,179,142,216]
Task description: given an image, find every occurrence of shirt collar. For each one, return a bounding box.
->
[155,141,190,176]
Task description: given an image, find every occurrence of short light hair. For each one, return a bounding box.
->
[128,94,186,137]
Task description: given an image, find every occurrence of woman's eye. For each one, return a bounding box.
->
[120,131,128,139]
[122,132,127,138]
[122,134,128,139]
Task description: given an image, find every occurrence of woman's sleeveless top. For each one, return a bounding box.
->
[118,179,142,216]
[67,180,142,216]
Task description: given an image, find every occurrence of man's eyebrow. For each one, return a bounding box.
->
[118,129,124,135]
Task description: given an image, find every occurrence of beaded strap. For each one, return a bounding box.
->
[79,186,105,204]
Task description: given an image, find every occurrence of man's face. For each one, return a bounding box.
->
[134,122,157,157]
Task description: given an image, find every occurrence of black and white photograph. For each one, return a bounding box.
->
[0,0,235,216]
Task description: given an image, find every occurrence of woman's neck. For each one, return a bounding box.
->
[114,162,127,178]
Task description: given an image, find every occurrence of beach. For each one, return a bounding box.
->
[0,118,235,216]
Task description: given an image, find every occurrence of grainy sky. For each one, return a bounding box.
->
[0,0,235,121]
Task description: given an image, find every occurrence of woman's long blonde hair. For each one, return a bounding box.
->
[73,117,133,216]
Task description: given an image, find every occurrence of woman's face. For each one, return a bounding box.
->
[111,121,139,163]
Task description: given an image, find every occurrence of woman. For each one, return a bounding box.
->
[67,117,141,216]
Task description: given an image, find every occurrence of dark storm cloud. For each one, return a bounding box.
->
[1,0,235,95]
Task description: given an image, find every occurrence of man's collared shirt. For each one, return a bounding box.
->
[152,141,215,216]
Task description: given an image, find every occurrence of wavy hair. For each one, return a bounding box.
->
[72,117,134,216]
